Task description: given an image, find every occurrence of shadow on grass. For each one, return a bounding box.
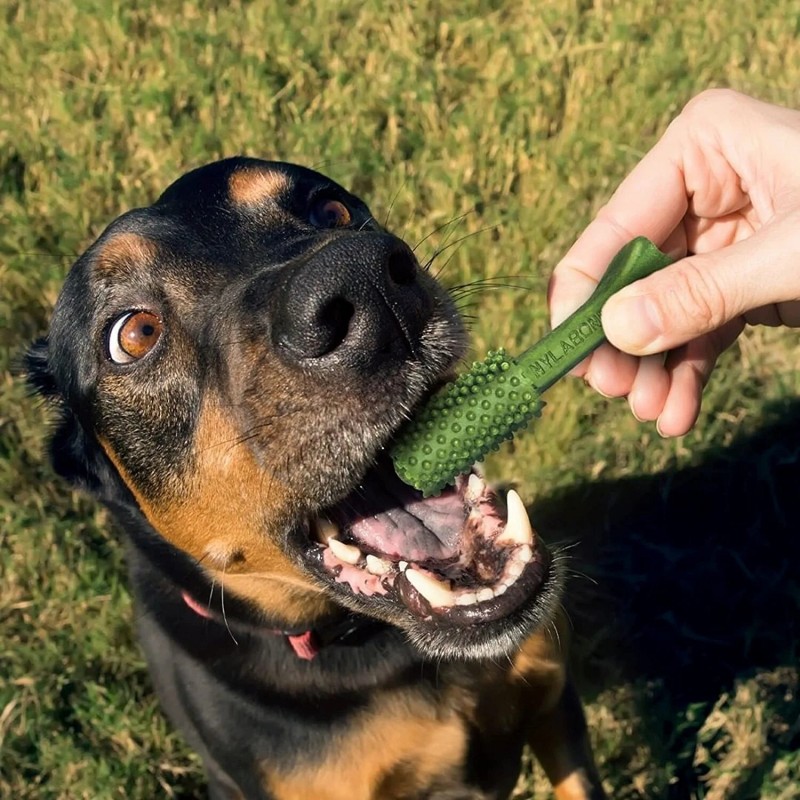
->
[533,397,800,796]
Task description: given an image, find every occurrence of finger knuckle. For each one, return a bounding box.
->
[682,88,744,122]
[663,260,728,332]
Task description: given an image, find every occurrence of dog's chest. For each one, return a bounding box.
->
[259,685,476,800]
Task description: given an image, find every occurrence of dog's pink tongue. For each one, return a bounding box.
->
[348,490,464,562]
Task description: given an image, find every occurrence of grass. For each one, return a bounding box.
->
[1,0,799,797]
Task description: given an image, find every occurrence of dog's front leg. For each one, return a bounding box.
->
[512,615,606,800]
[527,675,606,800]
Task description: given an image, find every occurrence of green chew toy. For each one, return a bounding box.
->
[391,236,673,496]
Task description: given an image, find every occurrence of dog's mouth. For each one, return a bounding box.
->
[302,458,554,636]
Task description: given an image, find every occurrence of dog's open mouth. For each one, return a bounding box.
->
[304,460,551,626]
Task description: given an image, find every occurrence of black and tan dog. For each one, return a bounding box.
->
[27,158,605,799]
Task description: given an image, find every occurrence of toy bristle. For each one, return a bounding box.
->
[392,349,544,495]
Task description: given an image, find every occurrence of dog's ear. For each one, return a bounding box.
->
[25,337,59,398]
[25,337,120,497]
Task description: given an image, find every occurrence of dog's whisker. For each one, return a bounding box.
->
[547,618,563,654]
[557,601,575,634]
[382,180,408,229]
[564,568,599,587]
[446,274,534,290]
[7,251,78,260]
[424,226,475,279]
[221,571,326,594]
[425,223,499,275]
[503,650,523,684]
[308,157,353,174]
[357,215,376,232]
[419,225,471,275]
[219,564,239,646]
[206,579,216,616]
[447,279,533,299]
[451,302,484,315]
[195,412,308,456]
[428,240,467,282]
[412,211,474,255]
[422,209,474,258]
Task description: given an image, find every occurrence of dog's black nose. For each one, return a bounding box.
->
[271,233,432,371]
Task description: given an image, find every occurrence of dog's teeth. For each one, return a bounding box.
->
[496,489,534,546]
[506,560,525,579]
[398,560,409,572]
[405,568,455,607]
[365,555,391,575]
[456,592,479,606]
[494,583,509,596]
[465,473,485,501]
[328,537,362,565]
[516,544,533,564]
[314,518,339,545]
[477,588,494,602]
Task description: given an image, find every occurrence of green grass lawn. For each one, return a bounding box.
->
[2,1,799,797]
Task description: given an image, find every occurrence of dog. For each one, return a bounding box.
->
[27,158,605,800]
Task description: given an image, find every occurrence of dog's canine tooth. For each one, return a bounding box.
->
[314,517,339,545]
[328,537,362,565]
[465,473,485,502]
[398,560,409,572]
[365,554,391,575]
[495,489,534,547]
[405,568,456,608]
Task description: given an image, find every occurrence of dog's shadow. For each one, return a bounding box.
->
[531,398,800,788]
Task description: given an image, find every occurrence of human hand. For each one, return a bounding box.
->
[548,89,800,435]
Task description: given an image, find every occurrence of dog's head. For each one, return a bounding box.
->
[28,158,559,660]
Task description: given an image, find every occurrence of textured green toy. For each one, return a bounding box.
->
[391,237,673,495]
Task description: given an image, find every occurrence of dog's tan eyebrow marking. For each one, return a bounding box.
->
[94,232,157,274]
[228,168,291,206]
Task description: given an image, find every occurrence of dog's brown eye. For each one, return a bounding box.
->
[108,311,163,364]
[310,198,352,228]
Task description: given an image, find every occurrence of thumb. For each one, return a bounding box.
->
[600,221,800,355]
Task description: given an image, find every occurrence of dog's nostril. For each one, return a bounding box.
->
[316,296,355,354]
[387,248,417,287]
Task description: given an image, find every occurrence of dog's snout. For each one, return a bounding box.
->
[271,233,432,370]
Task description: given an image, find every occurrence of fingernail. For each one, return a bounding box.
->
[628,396,645,422]
[604,292,662,353]
[585,372,614,399]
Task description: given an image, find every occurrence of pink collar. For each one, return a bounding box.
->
[181,590,320,661]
